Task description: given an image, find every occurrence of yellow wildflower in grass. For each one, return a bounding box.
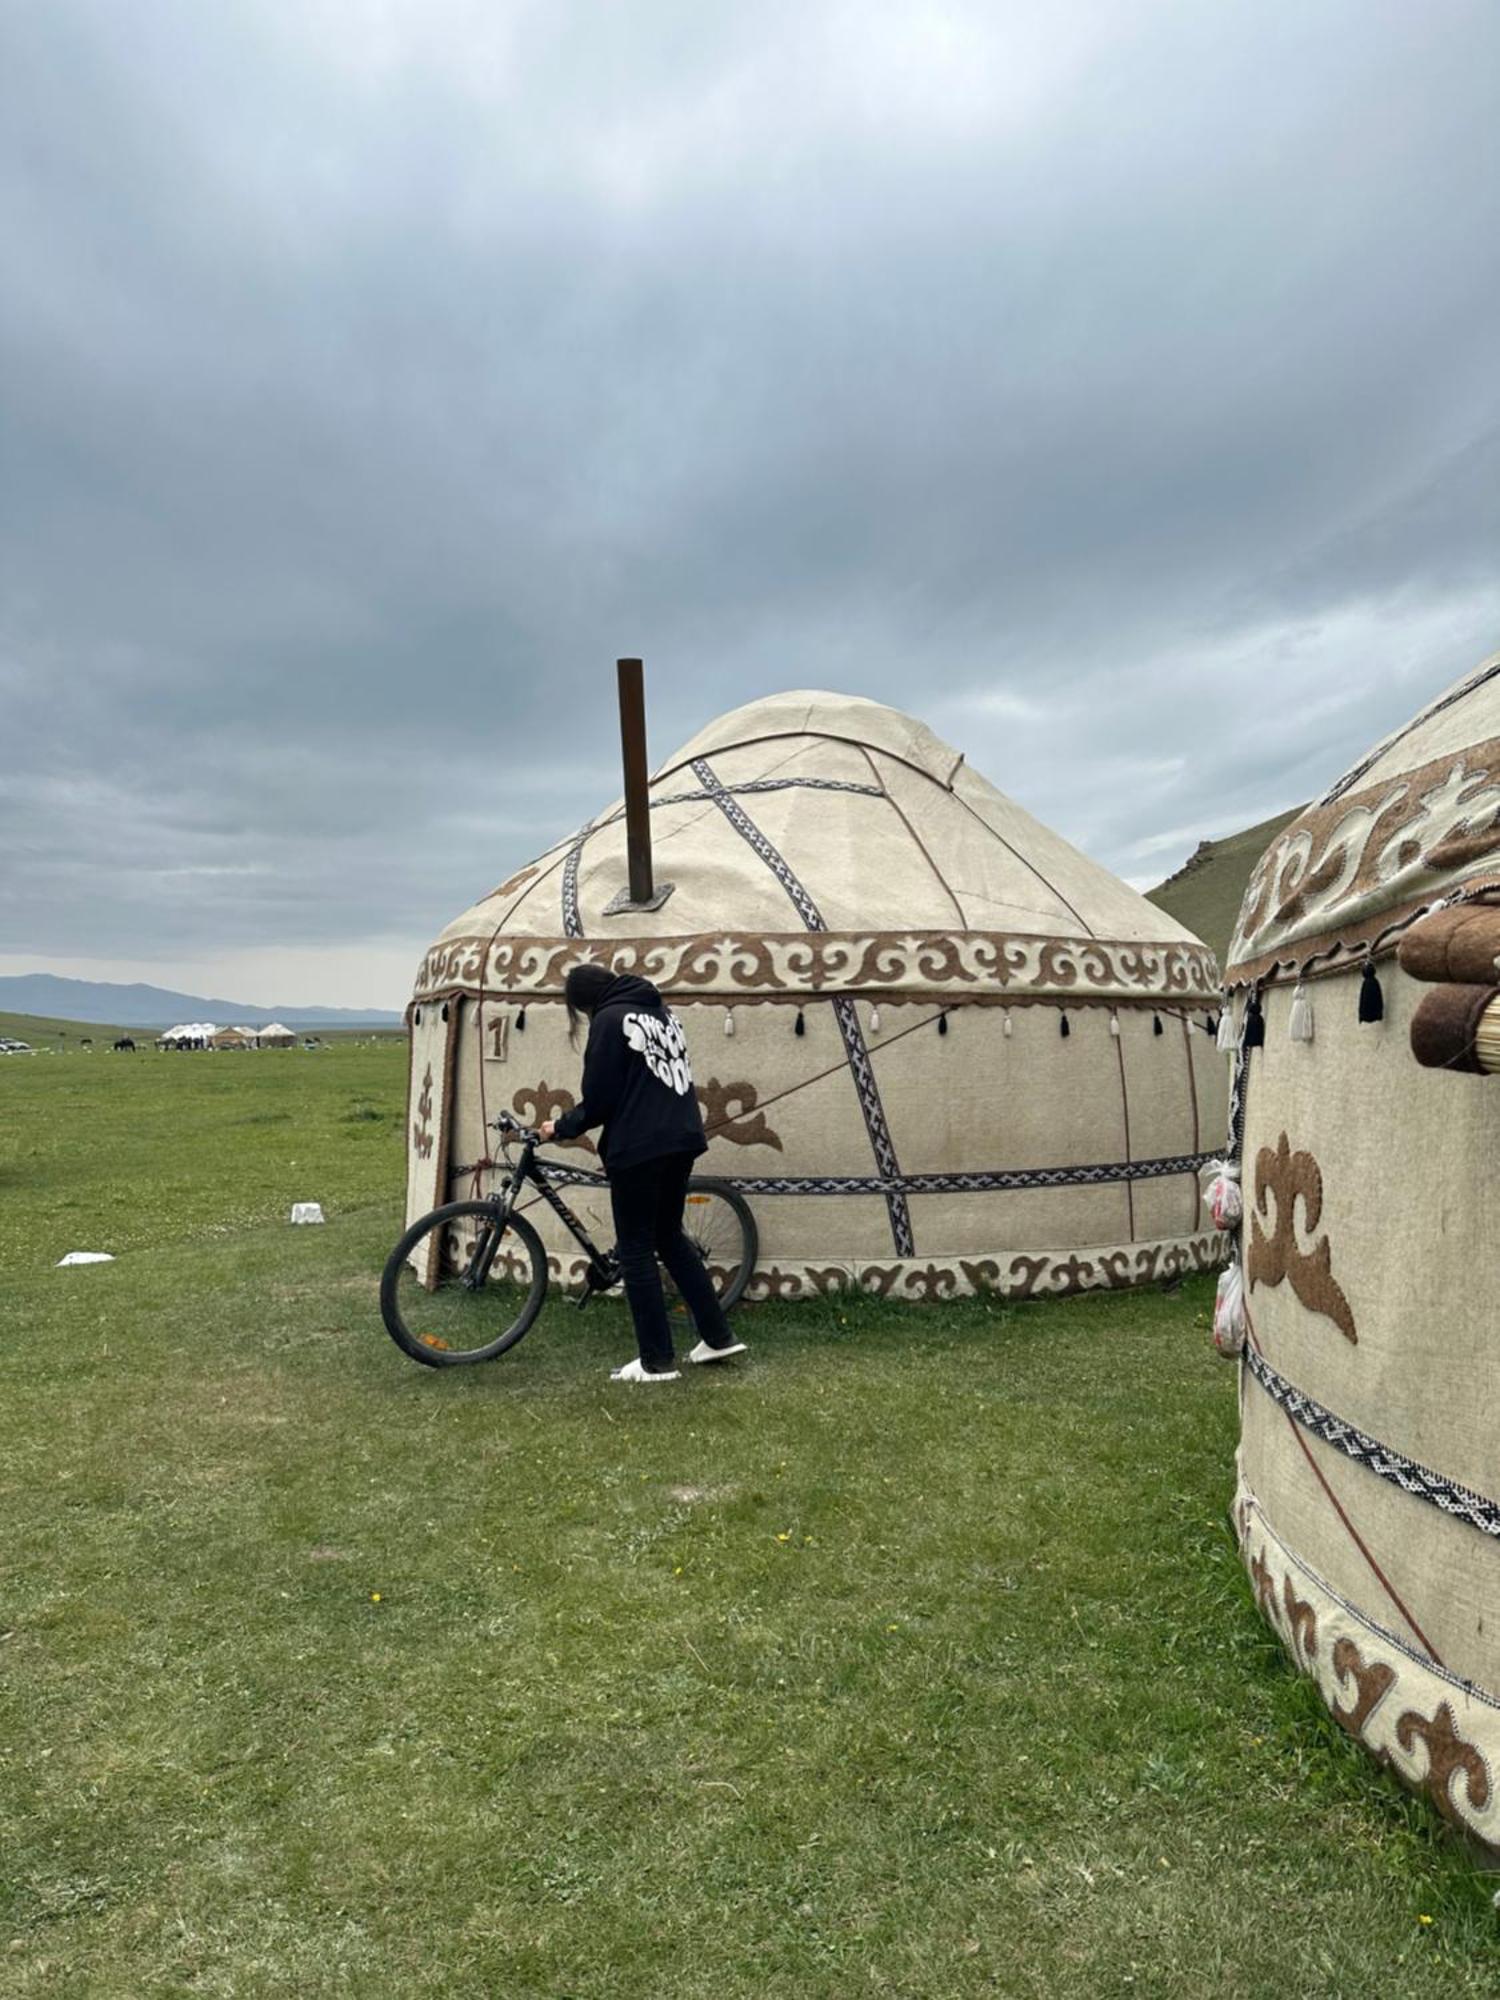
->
[775,1532,792,1544]
[370,1592,382,1603]
[1418,1914,1434,1927]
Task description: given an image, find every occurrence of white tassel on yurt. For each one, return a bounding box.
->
[1002,1010,1013,1037]
[1287,980,1314,1042]
[869,1004,881,1033]
[1212,1260,1247,1358]
[1109,1011,1121,1037]
[1201,1158,1243,1230]
[723,1008,735,1037]
[1215,1002,1236,1052]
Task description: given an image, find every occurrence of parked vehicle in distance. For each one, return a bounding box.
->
[0,1038,35,1054]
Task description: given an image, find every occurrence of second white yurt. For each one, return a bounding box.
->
[1217,649,1500,1847]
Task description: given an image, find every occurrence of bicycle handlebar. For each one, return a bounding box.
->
[490,1111,541,1143]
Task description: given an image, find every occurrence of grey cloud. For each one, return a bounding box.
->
[2,0,1498,987]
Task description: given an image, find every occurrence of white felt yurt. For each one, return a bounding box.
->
[161,1023,215,1049]
[405,691,1228,1302]
[1218,650,1500,1847]
[258,1023,296,1047]
[211,1025,257,1050]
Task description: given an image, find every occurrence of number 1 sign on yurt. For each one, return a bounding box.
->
[1215,649,1500,1848]
[406,667,1229,1302]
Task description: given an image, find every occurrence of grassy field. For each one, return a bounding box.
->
[0,1009,137,1050]
[2,1024,1496,1997]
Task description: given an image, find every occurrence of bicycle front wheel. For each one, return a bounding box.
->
[673,1177,758,1313]
[380,1200,549,1367]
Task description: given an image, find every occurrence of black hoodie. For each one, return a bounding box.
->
[552,974,708,1172]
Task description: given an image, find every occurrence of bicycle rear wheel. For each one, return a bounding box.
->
[670,1177,758,1313]
[380,1200,548,1367]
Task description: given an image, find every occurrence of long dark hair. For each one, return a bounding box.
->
[564,962,615,1045]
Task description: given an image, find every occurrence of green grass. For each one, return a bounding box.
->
[2,1040,1496,1996]
[1146,806,1304,964]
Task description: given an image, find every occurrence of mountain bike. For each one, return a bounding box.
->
[380,1112,757,1367]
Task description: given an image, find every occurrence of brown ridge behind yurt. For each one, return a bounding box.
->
[406,690,1228,1302]
[1218,649,1500,1848]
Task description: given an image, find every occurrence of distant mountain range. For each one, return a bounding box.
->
[0,973,403,1029]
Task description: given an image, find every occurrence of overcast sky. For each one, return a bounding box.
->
[3,1,1497,1008]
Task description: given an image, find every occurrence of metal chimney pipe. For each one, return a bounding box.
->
[617,657,654,905]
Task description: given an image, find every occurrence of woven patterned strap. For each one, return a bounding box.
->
[1245,1346,1500,1540]
[690,756,915,1255]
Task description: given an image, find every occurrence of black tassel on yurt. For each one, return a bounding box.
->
[1358,961,1384,1023]
[795,1009,806,1037]
[1152,1013,1163,1036]
[1059,1011,1070,1038]
[1242,989,1265,1048]
[1207,1012,1219,1040]
[938,1012,949,1036]
[516,1007,526,1032]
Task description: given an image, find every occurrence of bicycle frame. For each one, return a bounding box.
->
[489,1134,617,1298]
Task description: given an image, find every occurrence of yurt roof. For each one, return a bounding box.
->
[1227,652,1500,984]
[417,690,1218,1005]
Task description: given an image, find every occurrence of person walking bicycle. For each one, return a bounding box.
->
[541,963,748,1383]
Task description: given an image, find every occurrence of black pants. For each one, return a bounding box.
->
[609,1151,732,1371]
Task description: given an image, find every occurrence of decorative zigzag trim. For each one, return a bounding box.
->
[1244,1347,1500,1540]
[472,1150,1216,1198]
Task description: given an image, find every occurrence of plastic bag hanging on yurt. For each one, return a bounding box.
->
[1212,1261,1247,1358]
[1201,1158,1243,1230]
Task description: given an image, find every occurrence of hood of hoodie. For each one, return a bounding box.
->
[594,972,665,1016]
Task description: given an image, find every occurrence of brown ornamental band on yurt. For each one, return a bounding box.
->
[1208,648,1500,1849]
[405,689,1230,1305]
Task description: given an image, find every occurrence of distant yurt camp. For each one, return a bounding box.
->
[1218,650,1500,1847]
[406,686,1228,1301]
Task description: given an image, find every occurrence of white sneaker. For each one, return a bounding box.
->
[609,1358,681,1383]
[686,1339,747,1365]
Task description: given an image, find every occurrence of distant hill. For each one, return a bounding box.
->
[0,973,402,1030]
[1147,805,1305,965]
[0,1007,134,1049]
